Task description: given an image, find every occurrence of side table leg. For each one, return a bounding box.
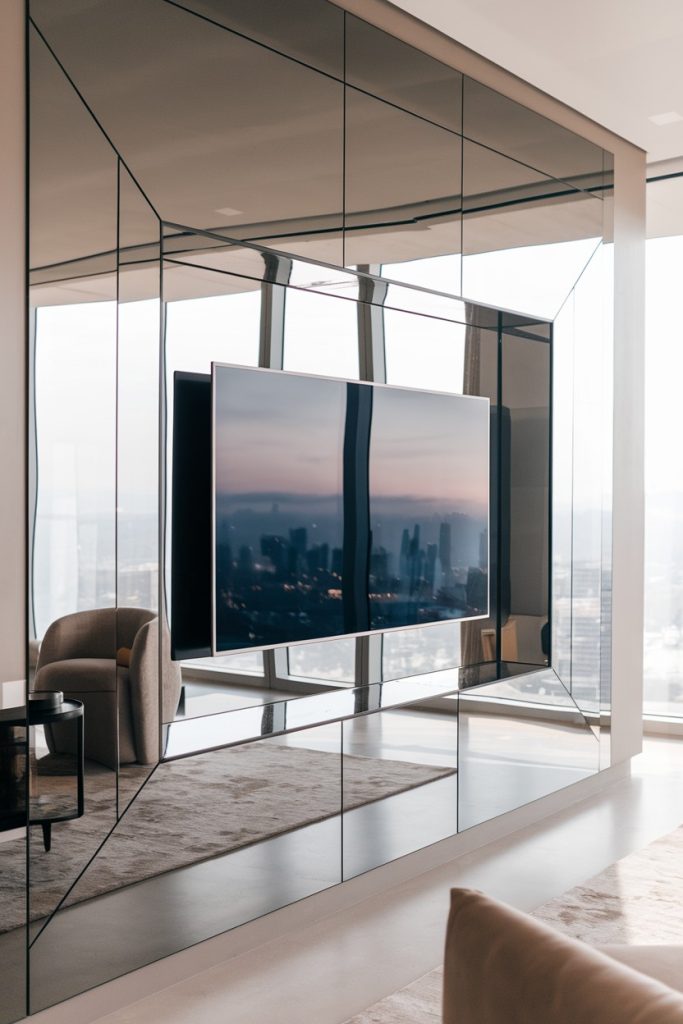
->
[41,821,52,852]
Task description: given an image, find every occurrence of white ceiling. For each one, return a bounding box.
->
[390,0,683,164]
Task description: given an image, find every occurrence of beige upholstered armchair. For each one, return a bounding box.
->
[34,607,182,769]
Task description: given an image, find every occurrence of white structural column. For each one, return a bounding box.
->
[0,0,26,696]
[610,145,646,764]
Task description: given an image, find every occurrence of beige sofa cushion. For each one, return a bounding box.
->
[444,888,683,1024]
[601,946,683,995]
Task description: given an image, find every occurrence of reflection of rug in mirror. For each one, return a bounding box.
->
[0,742,454,933]
[0,758,151,936]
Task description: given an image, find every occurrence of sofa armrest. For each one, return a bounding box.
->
[443,888,683,1024]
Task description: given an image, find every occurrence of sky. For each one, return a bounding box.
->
[213,364,489,517]
[369,384,489,512]
[214,365,344,502]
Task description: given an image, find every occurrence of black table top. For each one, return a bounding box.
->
[0,697,83,728]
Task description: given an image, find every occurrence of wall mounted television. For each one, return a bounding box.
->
[208,364,490,655]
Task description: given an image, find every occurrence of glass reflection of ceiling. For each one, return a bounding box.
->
[29,0,611,281]
[160,223,552,335]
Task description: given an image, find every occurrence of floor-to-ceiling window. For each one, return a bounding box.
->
[644,199,683,717]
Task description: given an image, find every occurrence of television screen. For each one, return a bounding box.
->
[212,364,490,655]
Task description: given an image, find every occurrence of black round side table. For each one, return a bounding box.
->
[0,692,84,851]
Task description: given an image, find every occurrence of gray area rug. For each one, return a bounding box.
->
[344,825,683,1023]
[0,742,452,933]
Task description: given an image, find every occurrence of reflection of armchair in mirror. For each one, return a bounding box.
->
[33,608,182,769]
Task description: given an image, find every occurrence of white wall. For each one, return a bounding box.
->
[0,0,26,696]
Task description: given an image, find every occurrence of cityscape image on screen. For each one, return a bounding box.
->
[212,364,490,653]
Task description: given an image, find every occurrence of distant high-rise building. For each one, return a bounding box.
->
[237,545,254,574]
[409,525,421,596]
[479,528,488,570]
[466,567,486,614]
[439,522,452,570]
[370,546,390,587]
[426,543,438,592]
[289,527,307,555]
[287,527,308,576]
[331,547,343,577]
[261,534,288,574]
[305,543,329,575]
[399,528,411,589]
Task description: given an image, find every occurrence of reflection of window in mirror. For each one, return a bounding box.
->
[383,308,466,394]
[644,233,683,718]
[462,237,601,319]
[165,290,262,375]
[382,622,462,680]
[287,638,356,684]
[283,289,359,379]
[381,254,461,295]
[179,651,267,721]
[32,303,116,638]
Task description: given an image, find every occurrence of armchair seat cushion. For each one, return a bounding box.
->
[35,658,123,693]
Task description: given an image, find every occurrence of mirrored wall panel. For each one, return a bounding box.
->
[30,0,345,266]
[28,720,343,1011]
[24,0,616,1015]
[344,86,462,269]
[457,670,600,831]
[28,24,120,1014]
[462,76,609,192]
[342,693,458,877]
[171,0,345,77]
[0,693,27,1024]
[502,330,551,668]
[117,167,164,814]
[159,234,553,725]
[551,242,613,757]
[461,138,604,319]
[345,14,462,132]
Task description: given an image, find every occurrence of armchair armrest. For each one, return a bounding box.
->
[129,618,182,763]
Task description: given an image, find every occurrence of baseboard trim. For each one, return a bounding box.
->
[644,715,683,737]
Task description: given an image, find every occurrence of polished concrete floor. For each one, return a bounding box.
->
[41,736,683,1024]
